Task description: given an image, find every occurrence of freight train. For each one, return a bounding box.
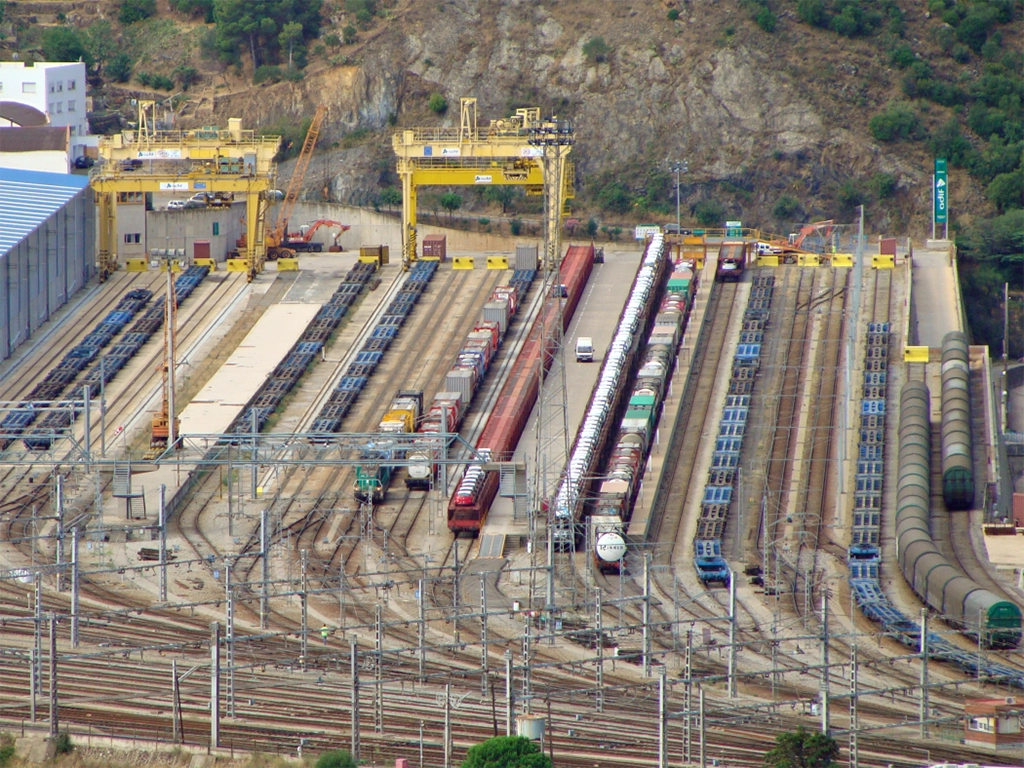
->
[715,241,748,282]
[849,319,1022,686]
[551,236,669,551]
[940,331,974,510]
[896,381,1021,648]
[694,273,776,585]
[353,389,423,503]
[406,270,536,490]
[447,244,595,535]
[588,253,696,572]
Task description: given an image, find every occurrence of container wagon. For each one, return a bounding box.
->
[447,244,595,535]
[406,270,535,490]
[353,390,422,503]
[715,241,747,282]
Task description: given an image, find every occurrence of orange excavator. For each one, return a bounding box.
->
[787,220,835,253]
[281,219,350,252]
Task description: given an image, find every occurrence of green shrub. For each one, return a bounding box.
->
[478,217,490,226]
[323,33,341,47]
[315,750,356,768]
[0,732,14,766]
[585,217,598,237]
[868,103,921,141]
[755,8,777,32]
[837,180,866,208]
[772,195,801,220]
[582,36,611,63]
[694,199,724,227]
[254,65,283,84]
[667,9,680,21]
[53,732,73,755]
[957,4,999,53]
[510,218,523,236]
[596,182,632,214]
[119,0,156,25]
[107,52,132,82]
[342,25,358,44]
[986,168,1023,213]
[796,0,829,27]
[136,71,152,87]
[173,64,199,90]
[930,119,977,166]
[889,43,915,68]
[428,92,448,114]
[871,172,897,199]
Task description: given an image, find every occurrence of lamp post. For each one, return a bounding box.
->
[670,160,688,258]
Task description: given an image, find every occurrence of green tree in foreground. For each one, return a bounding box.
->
[42,27,93,68]
[764,726,840,768]
[315,749,356,768]
[460,736,552,768]
[440,192,463,221]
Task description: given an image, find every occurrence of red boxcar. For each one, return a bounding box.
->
[448,244,595,534]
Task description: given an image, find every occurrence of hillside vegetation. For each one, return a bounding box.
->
[1,0,1020,353]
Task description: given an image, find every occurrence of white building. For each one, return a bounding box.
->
[0,61,90,158]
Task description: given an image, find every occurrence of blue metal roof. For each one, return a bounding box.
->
[0,168,89,257]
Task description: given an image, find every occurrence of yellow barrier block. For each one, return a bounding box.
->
[759,255,779,267]
[420,255,442,262]
[452,256,474,270]
[872,255,894,269]
[358,254,381,265]
[226,259,249,273]
[487,256,509,270]
[194,258,216,270]
[125,258,148,272]
[276,258,299,271]
[904,346,930,363]
[683,236,704,245]
[798,254,819,267]
[832,253,853,267]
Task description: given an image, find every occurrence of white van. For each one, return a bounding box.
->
[575,337,594,362]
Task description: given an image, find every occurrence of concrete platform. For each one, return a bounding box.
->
[911,245,961,346]
[179,302,321,437]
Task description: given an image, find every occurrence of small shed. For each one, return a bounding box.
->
[964,697,1023,751]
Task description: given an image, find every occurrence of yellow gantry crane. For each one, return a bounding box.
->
[90,101,282,281]
[391,97,575,269]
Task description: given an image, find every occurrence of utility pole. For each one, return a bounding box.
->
[443,682,453,768]
[670,160,688,260]
[48,614,58,738]
[595,588,604,713]
[172,660,181,744]
[225,561,235,718]
[100,356,106,457]
[418,578,426,681]
[70,529,79,648]
[158,484,168,602]
[210,622,220,749]
[505,650,514,736]
[374,604,383,734]
[849,645,859,768]
[684,628,692,763]
[453,543,460,646]
[522,621,533,715]
[658,666,667,768]
[699,686,706,768]
[728,572,737,698]
[820,591,830,735]
[480,577,489,693]
[350,635,360,761]
[55,474,64,591]
[83,385,91,470]
[260,509,269,630]
[300,549,308,673]
[919,609,929,738]
[642,553,652,677]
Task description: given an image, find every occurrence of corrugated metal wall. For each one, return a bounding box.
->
[0,187,94,361]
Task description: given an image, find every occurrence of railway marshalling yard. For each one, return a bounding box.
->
[0,231,1022,768]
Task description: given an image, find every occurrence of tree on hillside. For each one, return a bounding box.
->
[119,0,157,25]
[278,21,303,69]
[460,736,552,768]
[440,192,463,222]
[41,27,93,68]
[484,185,520,214]
[85,20,117,75]
[763,727,840,768]
[213,0,322,68]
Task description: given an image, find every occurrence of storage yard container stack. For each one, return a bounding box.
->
[940,330,974,510]
[422,235,447,261]
[448,245,595,534]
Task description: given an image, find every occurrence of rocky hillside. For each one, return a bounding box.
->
[3,1,1021,242]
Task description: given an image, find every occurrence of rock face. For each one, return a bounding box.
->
[206,0,955,228]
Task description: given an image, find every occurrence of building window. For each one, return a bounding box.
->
[57,82,63,92]
[212,223,220,236]
[68,80,76,91]
[969,717,994,733]
[67,100,75,112]
[123,233,141,244]
[23,82,36,94]
[70,126,76,135]
[117,192,143,203]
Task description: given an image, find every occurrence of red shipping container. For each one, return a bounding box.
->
[194,240,211,260]
[422,235,447,260]
[1013,493,1024,528]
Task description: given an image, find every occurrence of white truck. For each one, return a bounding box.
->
[575,337,594,362]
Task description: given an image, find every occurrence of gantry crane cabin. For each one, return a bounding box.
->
[90,101,282,281]
[392,97,575,270]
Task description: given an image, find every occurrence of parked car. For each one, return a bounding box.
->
[73,156,94,169]
[167,200,186,211]
[120,159,143,171]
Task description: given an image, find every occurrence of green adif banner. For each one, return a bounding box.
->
[934,159,948,224]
